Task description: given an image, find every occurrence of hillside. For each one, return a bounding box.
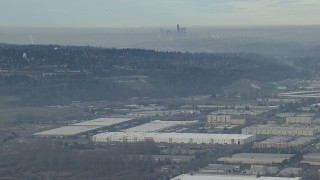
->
[0,44,302,105]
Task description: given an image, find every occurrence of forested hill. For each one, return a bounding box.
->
[0,44,301,105]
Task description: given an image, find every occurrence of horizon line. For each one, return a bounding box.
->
[1,24,320,29]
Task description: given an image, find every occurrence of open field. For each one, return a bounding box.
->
[0,96,90,124]
[0,96,20,108]
[223,80,282,98]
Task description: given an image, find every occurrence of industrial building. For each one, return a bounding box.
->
[127,110,199,117]
[301,153,320,166]
[171,174,301,180]
[218,153,295,165]
[73,117,134,126]
[92,132,256,145]
[211,105,276,116]
[277,113,296,118]
[213,124,239,132]
[288,136,317,147]
[279,168,303,177]
[33,117,135,138]
[254,136,292,149]
[124,120,198,132]
[246,165,279,176]
[207,114,246,127]
[254,136,317,149]
[33,126,100,138]
[285,116,312,124]
[242,125,318,136]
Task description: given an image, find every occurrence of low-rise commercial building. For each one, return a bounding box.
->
[92,132,256,145]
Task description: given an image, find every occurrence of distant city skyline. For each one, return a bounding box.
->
[1,0,320,27]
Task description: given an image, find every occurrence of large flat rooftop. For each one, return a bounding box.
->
[73,117,134,126]
[124,120,198,132]
[33,126,100,137]
[33,117,136,137]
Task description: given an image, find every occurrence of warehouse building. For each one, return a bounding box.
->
[34,117,135,138]
[207,114,246,127]
[254,136,317,149]
[73,117,134,126]
[218,153,295,165]
[246,165,279,176]
[127,110,199,117]
[92,132,256,145]
[277,113,296,118]
[279,168,303,177]
[214,124,239,132]
[254,136,292,149]
[124,120,198,132]
[301,153,320,166]
[288,136,317,148]
[33,126,100,138]
[286,116,312,124]
[171,174,301,180]
[242,125,317,136]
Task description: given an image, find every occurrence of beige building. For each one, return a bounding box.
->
[254,136,291,149]
[242,125,317,136]
[92,132,256,145]
[286,116,312,124]
[208,114,246,127]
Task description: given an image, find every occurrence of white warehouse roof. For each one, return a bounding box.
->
[33,126,99,137]
[172,174,301,180]
[124,120,198,132]
[73,117,134,126]
[33,117,136,137]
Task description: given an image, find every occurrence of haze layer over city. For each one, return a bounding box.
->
[1,0,320,180]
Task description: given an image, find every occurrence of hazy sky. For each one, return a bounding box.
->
[1,0,320,27]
